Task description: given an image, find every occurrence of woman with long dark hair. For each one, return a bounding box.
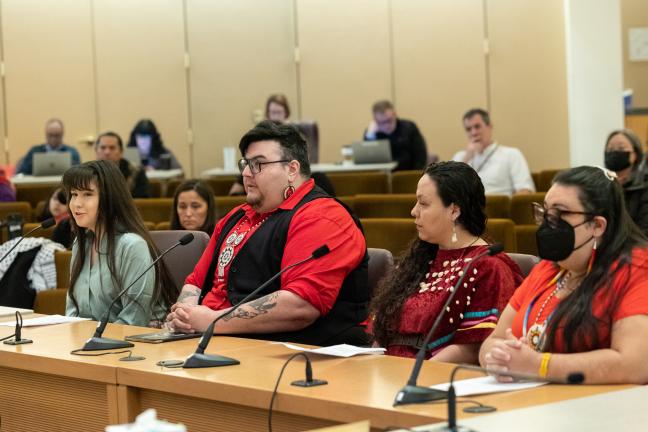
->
[480,166,648,384]
[63,160,176,326]
[127,119,181,170]
[371,161,523,363]
[170,179,217,235]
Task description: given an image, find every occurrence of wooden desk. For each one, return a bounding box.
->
[11,169,183,185]
[0,321,631,431]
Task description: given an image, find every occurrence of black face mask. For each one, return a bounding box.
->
[604,151,632,172]
[536,217,593,262]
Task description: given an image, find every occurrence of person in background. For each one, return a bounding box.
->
[480,166,648,384]
[363,100,428,171]
[38,188,72,249]
[229,94,293,196]
[95,131,150,198]
[453,108,534,196]
[63,160,176,327]
[16,119,81,175]
[603,129,648,234]
[127,119,181,171]
[370,161,522,362]
[265,93,291,123]
[170,179,217,235]
[0,168,16,202]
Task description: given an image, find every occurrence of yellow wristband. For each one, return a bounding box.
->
[538,352,552,378]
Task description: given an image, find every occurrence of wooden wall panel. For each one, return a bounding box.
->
[1,0,96,166]
[93,0,191,174]
[186,0,298,175]
[297,0,393,163]
[391,0,488,162]
[486,0,570,171]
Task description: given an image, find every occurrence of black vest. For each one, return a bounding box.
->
[199,186,369,345]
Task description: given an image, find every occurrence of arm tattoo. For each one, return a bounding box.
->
[177,287,200,304]
[223,292,279,321]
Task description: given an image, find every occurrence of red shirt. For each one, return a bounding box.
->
[510,248,648,353]
[185,179,366,315]
[386,246,523,358]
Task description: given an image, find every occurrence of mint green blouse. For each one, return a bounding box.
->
[65,231,165,326]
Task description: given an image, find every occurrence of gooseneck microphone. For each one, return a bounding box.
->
[80,233,195,351]
[0,218,56,264]
[433,364,584,432]
[394,243,505,407]
[182,244,330,369]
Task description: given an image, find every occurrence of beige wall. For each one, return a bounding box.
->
[391,0,487,161]
[297,0,393,163]
[0,0,583,175]
[622,0,648,108]
[2,0,97,166]
[186,0,297,175]
[486,0,570,171]
[93,0,191,173]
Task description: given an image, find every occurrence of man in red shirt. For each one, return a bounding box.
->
[166,121,369,345]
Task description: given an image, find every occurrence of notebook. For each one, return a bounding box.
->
[125,331,202,344]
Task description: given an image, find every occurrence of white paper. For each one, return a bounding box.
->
[0,306,33,317]
[629,27,648,61]
[430,376,546,397]
[0,314,89,327]
[279,342,385,358]
[106,408,186,432]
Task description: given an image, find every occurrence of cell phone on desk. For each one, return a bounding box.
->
[125,330,202,344]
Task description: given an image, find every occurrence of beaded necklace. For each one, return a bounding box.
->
[217,215,269,279]
[523,269,571,351]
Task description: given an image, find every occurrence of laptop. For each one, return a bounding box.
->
[351,140,392,164]
[124,147,142,167]
[32,152,72,176]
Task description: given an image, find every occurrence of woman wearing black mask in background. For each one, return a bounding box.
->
[479,166,648,384]
[604,129,648,234]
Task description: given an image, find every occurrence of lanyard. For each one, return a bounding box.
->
[522,269,565,339]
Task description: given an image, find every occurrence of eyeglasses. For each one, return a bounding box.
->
[237,158,289,175]
[532,202,595,228]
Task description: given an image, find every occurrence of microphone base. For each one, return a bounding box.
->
[82,337,134,351]
[182,352,240,369]
[422,426,477,432]
[393,385,447,406]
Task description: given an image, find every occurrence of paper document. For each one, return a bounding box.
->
[430,376,547,397]
[0,306,33,317]
[279,343,385,358]
[0,314,89,327]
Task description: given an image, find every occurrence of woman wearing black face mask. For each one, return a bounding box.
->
[604,129,648,234]
[479,166,648,384]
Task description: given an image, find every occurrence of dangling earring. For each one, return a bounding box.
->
[283,183,295,200]
[451,223,458,243]
[586,240,597,275]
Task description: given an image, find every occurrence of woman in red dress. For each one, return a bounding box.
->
[371,161,523,363]
[480,166,648,384]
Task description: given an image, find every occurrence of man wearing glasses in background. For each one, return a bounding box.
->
[363,99,428,171]
[16,118,81,175]
[167,120,369,346]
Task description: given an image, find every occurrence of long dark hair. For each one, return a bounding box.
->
[543,166,648,352]
[170,179,217,234]
[370,161,487,346]
[63,161,177,319]
[127,119,166,159]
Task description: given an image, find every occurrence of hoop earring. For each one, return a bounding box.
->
[587,240,597,275]
[451,223,458,243]
[283,184,295,200]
